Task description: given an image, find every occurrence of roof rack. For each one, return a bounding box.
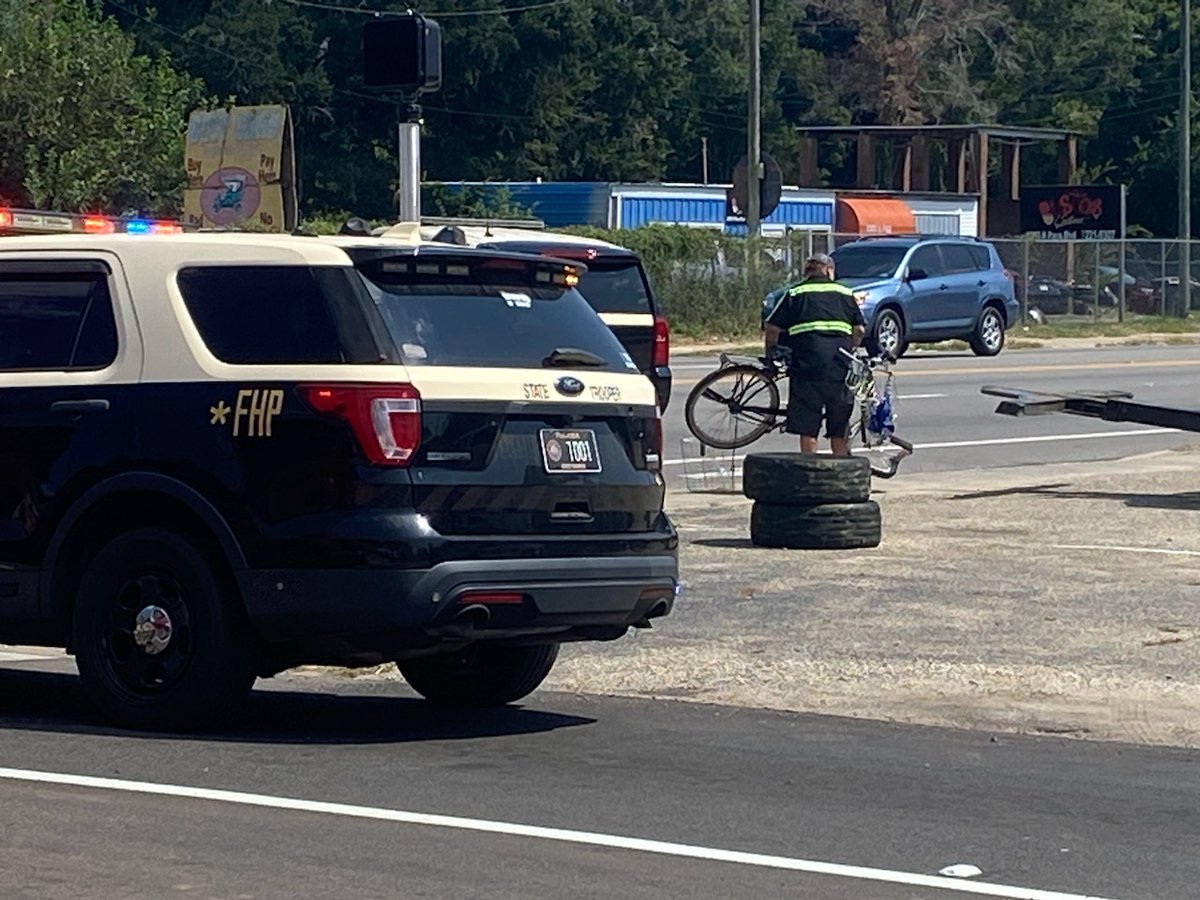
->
[419,216,545,230]
[844,233,986,242]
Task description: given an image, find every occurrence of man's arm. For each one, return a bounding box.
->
[764,323,783,357]
[843,294,866,348]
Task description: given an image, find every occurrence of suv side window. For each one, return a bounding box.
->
[0,265,118,371]
[907,245,945,280]
[177,265,384,365]
[939,244,979,274]
[968,245,992,270]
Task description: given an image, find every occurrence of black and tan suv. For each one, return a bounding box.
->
[0,231,677,730]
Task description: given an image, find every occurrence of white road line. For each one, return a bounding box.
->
[912,428,1177,450]
[904,393,949,400]
[0,767,1116,900]
[1053,543,1200,557]
[663,427,1180,467]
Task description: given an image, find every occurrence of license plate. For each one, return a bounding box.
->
[540,428,602,473]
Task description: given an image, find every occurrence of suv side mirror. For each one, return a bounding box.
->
[906,267,928,282]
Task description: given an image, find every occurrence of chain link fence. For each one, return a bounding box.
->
[988,238,1200,324]
[563,226,1200,337]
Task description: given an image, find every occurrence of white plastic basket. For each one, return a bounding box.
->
[679,437,742,494]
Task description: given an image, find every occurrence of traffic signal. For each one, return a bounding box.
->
[362,15,442,94]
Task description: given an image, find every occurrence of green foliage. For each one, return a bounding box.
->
[0,0,207,214]
[1,0,1197,241]
[560,225,812,340]
[424,184,533,219]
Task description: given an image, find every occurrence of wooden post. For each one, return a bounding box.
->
[1057,134,1078,183]
[1001,141,1020,201]
[1058,135,1078,287]
[798,136,818,187]
[974,130,990,235]
[895,140,913,192]
[945,139,967,193]
[910,135,930,191]
[856,133,876,189]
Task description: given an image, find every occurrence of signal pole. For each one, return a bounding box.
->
[747,0,762,239]
[1182,0,1192,314]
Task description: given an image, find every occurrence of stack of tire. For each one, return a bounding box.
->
[743,454,881,549]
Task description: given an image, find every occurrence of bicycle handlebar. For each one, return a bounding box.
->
[838,347,895,368]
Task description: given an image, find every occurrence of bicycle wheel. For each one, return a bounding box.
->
[685,364,781,450]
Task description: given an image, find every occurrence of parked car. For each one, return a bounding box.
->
[420,224,672,412]
[823,236,1020,357]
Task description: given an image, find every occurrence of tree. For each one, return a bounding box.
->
[808,0,1015,125]
[0,0,206,214]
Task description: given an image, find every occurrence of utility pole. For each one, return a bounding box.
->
[747,0,762,240]
[1182,0,1192,315]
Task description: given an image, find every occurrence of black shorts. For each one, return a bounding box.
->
[786,375,854,438]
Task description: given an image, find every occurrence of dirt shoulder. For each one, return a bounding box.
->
[545,448,1200,748]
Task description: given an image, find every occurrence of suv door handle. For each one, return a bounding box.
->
[938,284,950,291]
[50,399,110,415]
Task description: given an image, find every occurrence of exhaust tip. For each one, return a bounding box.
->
[455,604,491,630]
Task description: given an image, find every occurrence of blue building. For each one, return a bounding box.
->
[422,181,978,237]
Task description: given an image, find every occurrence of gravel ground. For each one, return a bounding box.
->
[543,447,1200,748]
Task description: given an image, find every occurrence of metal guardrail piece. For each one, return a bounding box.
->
[981,385,1200,432]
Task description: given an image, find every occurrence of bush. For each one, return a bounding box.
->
[561,225,819,340]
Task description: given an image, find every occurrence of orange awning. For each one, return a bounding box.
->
[835,198,916,235]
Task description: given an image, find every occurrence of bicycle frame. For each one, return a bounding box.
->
[839,349,914,479]
[711,353,787,424]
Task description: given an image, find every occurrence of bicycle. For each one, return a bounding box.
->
[683,346,914,478]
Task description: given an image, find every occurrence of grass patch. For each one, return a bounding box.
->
[1019,316,1200,339]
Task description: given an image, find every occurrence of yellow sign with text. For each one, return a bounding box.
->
[183,105,297,233]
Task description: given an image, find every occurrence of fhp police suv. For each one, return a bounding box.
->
[0,223,677,730]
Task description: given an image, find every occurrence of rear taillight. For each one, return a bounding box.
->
[653,315,669,368]
[645,415,662,469]
[300,384,421,466]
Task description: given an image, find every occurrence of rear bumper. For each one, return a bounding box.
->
[240,553,679,644]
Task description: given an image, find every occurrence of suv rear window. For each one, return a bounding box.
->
[177,265,384,365]
[356,256,636,370]
[831,245,908,279]
[576,261,652,314]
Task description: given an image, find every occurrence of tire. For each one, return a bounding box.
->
[684,364,781,450]
[742,453,871,504]
[72,528,259,731]
[970,305,1006,356]
[399,643,559,707]
[867,308,906,359]
[750,500,882,550]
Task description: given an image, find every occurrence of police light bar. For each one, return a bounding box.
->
[0,207,188,236]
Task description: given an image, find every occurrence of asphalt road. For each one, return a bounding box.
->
[4,343,1200,899]
[0,658,1194,900]
[665,343,1200,489]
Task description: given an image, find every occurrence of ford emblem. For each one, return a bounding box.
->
[555,376,585,396]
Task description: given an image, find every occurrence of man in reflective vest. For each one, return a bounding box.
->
[763,253,865,457]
